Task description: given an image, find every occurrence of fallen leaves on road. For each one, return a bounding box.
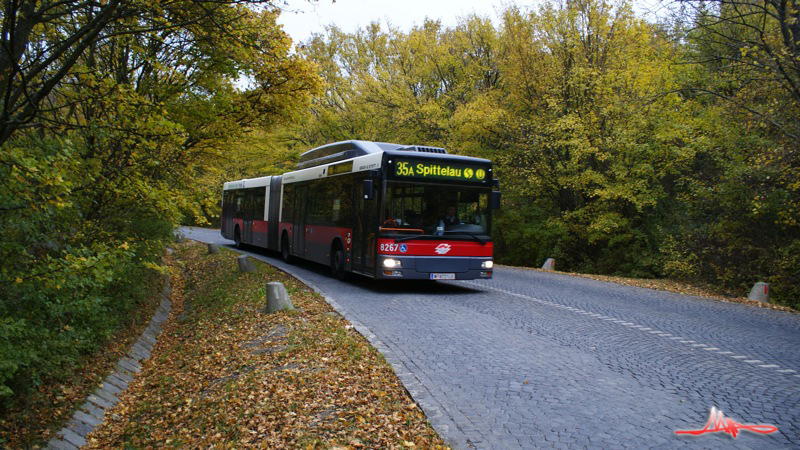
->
[85,242,446,448]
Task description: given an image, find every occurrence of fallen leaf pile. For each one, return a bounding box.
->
[85,242,447,448]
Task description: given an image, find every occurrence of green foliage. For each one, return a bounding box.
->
[181,128,309,226]
[0,0,318,415]
[289,0,798,307]
[0,212,170,404]
[659,107,800,302]
[0,133,176,404]
[661,0,800,306]
[492,200,568,269]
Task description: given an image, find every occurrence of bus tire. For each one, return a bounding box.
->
[234,227,243,249]
[331,241,349,281]
[281,233,293,263]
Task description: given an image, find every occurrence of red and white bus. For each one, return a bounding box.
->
[221,140,500,280]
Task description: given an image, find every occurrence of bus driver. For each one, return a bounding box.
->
[435,206,460,235]
[443,206,460,227]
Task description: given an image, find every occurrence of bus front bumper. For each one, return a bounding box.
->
[375,256,493,280]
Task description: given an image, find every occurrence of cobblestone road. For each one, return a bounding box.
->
[182,227,800,449]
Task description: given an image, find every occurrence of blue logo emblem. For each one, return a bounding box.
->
[399,244,408,253]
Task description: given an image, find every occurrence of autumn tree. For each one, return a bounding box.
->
[0,0,319,439]
[272,0,799,306]
[295,15,502,148]
[461,0,690,274]
[294,2,689,274]
[659,0,800,301]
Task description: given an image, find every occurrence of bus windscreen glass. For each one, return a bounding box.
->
[381,182,490,238]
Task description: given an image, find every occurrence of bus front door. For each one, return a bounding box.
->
[352,178,377,274]
[292,184,307,258]
[243,219,253,244]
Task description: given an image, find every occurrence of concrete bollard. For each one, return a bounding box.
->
[542,258,556,271]
[238,255,256,273]
[266,282,295,313]
[208,243,220,254]
[748,282,770,303]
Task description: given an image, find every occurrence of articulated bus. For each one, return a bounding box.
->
[221,140,500,280]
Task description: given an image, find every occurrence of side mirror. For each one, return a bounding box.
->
[362,179,374,200]
[490,191,501,209]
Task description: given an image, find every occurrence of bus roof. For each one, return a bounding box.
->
[297,140,449,169]
[224,141,493,188]
[223,175,273,191]
[279,140,491,185]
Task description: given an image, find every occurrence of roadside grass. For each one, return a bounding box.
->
[86,241,446,448]
[0,271,163,448]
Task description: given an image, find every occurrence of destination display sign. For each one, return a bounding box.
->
[393,159,490,183]
[327,161,353,176]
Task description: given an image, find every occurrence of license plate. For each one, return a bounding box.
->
[430,273,455,280]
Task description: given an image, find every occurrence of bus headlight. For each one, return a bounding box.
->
[383,258,402,268]
[481,260,494,269]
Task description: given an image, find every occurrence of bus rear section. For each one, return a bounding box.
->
[220,176,281,251]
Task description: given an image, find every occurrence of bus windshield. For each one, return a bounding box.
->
[381,182,491,238]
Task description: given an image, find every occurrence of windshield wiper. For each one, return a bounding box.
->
[395,234,427,243]
[395,232,488,244]
[444,231,488,244]
[469,234,488,244]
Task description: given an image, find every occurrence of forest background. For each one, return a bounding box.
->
[1,0,798,439]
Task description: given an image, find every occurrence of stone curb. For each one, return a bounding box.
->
[47,273,173,449]
[282,275,468,448]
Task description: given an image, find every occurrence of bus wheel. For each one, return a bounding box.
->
[234,227,243,249]
[281,234,293,263]
[331,242,349,281]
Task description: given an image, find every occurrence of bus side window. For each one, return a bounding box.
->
[255,188,266,220]
[282,185,295,222]
[244,189,254,220]
[331,176,352,227]
[234,191,245,218]
[306,180,324,225]
[222,191,232,215]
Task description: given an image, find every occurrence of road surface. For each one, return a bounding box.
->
[181,226,800,449]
